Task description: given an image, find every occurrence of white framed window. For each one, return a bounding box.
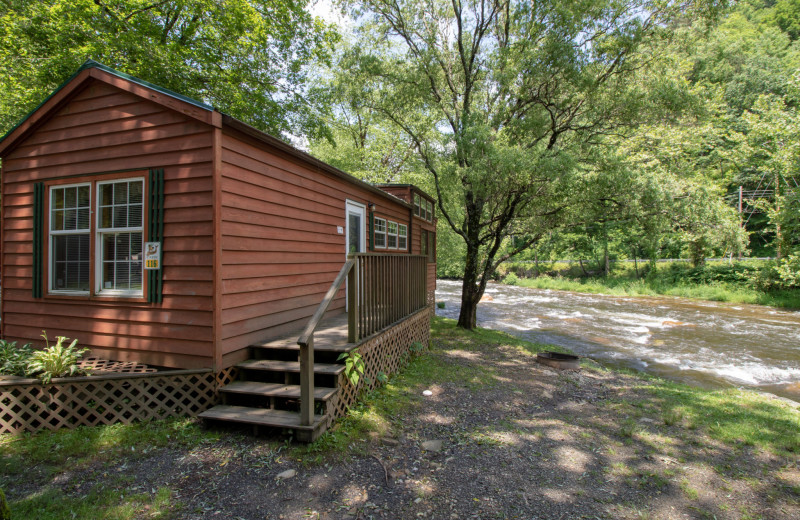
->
[374,217,387,248]
[49,183,91,293]
[96,179,144,296]
[414,194,421,217]
[398,224,408,250]
[426,200,433,221]
[387,221,398,249]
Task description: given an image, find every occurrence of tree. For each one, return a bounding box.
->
[345,0,722,329]
[0,0,337,138]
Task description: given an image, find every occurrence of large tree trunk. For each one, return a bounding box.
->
[457,238,483,329]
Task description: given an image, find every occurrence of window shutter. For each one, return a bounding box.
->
[32,182,44,298]
[148,169,164,303]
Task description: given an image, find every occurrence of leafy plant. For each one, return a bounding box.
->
[410,341,426,355]
[0,340,34,376]
[337,349,365,388]
[436,301,445,309]
[376,371,389,384]
[26,331,90,384]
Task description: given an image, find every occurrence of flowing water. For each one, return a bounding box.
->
[435,279,800,402]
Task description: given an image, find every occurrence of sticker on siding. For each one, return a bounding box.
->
[145,242,162,270]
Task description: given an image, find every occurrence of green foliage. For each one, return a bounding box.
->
[0,488,9,520]
[337,348,365,388]
[0,339,34,376]
[0,0,338,139]
[501,272,519,285]
[26,332,89,384]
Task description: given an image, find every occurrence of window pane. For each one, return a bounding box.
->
[52,234,89,291]
[100,231,143,292]
[129,203,143,227]
[65,187,76,208]
[129,181,143,204]
[113,205,127,228]
[101,183,113,206]
[53,189,64,210]
[114,182,128,205]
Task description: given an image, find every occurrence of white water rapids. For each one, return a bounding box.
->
[435,279,800,401]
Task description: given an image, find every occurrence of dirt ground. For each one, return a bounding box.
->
[9,334,800,519]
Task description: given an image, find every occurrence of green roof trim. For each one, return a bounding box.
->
[0,60,212,147]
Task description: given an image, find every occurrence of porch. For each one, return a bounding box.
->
[200,253,432,441]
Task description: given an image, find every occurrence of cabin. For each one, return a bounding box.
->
[0,61,436,440]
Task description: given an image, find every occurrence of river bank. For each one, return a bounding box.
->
[435,279,800,402]
[496,260,800,310]
[2,317,798,519]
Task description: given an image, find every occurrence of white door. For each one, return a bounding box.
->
[345,200,366,255]
[345,200,365,311]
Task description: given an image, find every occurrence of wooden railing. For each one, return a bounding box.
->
[297,253,427,426]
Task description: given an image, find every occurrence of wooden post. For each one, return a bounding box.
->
[299,336,314,426]
[348,258,359,343]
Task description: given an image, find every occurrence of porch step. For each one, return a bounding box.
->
[237,359,346,376]
[220,381,337,401]
[199,405,328,442]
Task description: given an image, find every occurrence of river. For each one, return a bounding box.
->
[435,279,800,402]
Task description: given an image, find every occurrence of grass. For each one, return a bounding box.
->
[500,260,800,309]
[0,418,220,519]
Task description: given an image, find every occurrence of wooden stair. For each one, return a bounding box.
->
[199,314,355,442]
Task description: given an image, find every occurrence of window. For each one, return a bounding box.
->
[50,184,91,292]
[428,230,436,262]
[420,229,428,256]
[398,224,407,250]
[414,194,421,217]
[97,179,144,295]
[426,200,433,221]
[387,221,398,249]
[374,217,386,248]
[48,177,144,297]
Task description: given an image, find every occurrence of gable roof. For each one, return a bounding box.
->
[0,61,415,209]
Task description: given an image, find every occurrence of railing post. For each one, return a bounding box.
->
[348,256,359,343]
[299,336,314,426]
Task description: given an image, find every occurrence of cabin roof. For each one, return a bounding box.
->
[0,60,418,209]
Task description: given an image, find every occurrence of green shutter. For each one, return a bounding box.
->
[32,182,44,298]
[148,169,165,303]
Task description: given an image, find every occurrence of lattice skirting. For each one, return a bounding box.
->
[0,366,238,435]
[331,306,433,419]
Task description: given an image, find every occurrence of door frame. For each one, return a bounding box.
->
[345,200,366,256]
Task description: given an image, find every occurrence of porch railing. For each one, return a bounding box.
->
[297,253,427,426]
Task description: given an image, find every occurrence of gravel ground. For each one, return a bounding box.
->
[6,332,800,519]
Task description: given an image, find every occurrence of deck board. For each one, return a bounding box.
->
[249,313,352,351]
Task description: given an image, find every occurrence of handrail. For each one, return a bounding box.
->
[296,257,355,427]
[295,253,427,427]
[297,258,355,348]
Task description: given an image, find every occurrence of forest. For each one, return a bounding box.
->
[1,0,798,327]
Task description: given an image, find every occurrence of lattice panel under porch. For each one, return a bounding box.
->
[332,307,433,419]
[0,368,236,434]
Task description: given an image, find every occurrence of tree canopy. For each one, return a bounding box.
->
[0,0,337,138]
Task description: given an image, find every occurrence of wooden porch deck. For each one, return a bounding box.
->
[250,312,352,352]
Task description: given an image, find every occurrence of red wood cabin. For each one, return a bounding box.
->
[0,61,437,374]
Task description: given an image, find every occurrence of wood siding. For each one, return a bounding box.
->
[1,79,216,368]
[218,129,413,366]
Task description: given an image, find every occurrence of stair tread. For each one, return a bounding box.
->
[237,359,345,375]
[221,381,337,400]
[251,341,356,353]
[199,405,327,431]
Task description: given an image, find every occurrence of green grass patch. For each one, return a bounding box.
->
[0,418,218,477]
[10,484,177,520]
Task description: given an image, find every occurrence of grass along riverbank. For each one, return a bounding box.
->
[1,317,798,519]
[498,260,800,309]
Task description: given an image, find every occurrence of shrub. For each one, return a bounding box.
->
[0,339,34,376]
[26,332,90,384]
[502,272,519,285]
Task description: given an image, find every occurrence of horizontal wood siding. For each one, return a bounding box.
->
[219,130,412,363]
[1,80,215,368]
